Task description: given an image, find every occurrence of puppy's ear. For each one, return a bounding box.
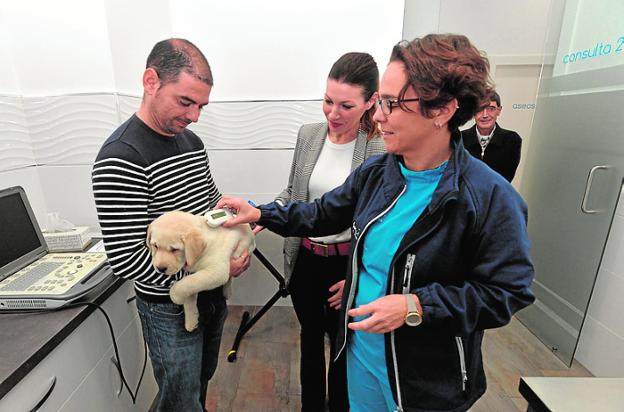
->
[146,224,152,250]
[182,227,207,269]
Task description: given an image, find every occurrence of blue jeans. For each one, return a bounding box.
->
[136,290,227,412]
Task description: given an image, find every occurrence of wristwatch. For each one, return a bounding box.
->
[404,294,422,327]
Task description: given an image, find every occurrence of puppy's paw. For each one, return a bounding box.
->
[182,296,200,332]
[185,318,199,332]
[170,282,186,304]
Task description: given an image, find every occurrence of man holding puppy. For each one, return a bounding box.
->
[92,38,250,411]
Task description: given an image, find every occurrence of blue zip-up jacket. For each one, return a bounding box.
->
[258,130,535,412]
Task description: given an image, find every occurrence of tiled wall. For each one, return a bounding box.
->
[1,92,324,214]
[118,95,323,149]
[0,95,35,171]
[575,185,624,376]
[23,94,120,165]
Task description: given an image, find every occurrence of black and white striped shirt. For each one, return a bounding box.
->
[92,115,220,301]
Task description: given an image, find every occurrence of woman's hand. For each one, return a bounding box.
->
[215,196,261,228]
[328,280,345,310]
[347,294,420,334]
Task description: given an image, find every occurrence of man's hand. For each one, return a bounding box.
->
[328,280,345,310]
[347,294,421,333]
[215,196,261,228]
[229,250,251,278]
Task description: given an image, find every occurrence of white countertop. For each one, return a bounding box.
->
[520,377,624,412]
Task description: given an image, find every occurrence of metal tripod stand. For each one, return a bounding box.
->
[226,248,289,362]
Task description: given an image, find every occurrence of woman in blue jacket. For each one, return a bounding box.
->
[218,34,535,412]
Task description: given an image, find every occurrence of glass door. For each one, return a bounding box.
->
[517,0,624,365]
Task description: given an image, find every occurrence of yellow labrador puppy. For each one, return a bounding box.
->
[146,210,255,331]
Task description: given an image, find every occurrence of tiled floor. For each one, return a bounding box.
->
[206,306,591,411]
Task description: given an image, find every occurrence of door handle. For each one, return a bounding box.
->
[581,165,610,214]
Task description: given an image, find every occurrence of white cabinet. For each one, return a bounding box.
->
[0,281,157,412]
[59,314,156,411]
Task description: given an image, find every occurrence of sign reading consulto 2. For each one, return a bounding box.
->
[562,35,624,65]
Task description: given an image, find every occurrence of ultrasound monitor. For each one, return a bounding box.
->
[0,186,48,281]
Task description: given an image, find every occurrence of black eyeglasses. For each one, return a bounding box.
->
[376,97,420,115]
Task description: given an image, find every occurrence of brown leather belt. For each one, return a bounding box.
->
[301,238,350,257]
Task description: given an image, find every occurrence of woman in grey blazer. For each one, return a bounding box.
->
[274,52,385,411]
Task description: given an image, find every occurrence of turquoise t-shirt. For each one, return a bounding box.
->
[349,160,447,389]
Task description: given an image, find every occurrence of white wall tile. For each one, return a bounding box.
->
[599,214,624,275]
[576,186,624,376]
[576,316,624,377]
[228,230,292,307]
[37,165,99,229]
[0,95,36,171]
[194,101,325,149]
[117,94,140,122]
[22,94,119,165]
[0,168,46,223]
[584,268,624,338]
[118,96,326,150]
[208,149,293,197]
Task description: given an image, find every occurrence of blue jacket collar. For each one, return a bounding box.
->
[386,129,464,212]
[430,129,464,210]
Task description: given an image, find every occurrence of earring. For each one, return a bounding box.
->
[434,122,442,129]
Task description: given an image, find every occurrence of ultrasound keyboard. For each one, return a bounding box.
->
[0,253,108,295]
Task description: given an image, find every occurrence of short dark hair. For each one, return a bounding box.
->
[390,34,492,131]
[328,52,379,139]
[146,38,213,86]
[486,91,501,107]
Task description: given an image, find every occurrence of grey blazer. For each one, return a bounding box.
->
[275,122,386,281]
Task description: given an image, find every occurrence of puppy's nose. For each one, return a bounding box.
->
[156,266,168,274]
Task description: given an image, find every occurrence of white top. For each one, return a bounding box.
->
[308,136,356,244]
[476,125,496,157]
